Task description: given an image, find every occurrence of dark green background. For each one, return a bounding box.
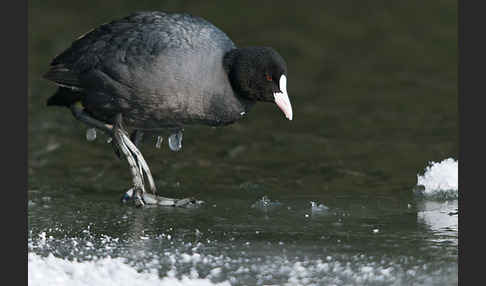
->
[29,0,457,197]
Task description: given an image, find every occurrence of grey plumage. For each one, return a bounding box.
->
[46,11,254,130]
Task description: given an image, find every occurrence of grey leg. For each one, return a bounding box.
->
[112,114,146,207]
[70,103,202,207]
[115,124,157,195]
[70,103,113,135]
[70,103,121,158]
[116,124,202,207]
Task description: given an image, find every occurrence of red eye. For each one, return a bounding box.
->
[265,74,272,81]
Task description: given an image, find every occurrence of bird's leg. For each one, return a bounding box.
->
[71,103,122,159]
[112,115,147,207]
[70,104,149,205]
[70,102,113,135]
[116,125,157,195]
[120,130,200,206]
[112,115,200,207]
[70,103,202,207]
[118,126,202,206]
[128,130,147,182]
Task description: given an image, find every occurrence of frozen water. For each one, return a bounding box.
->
[169,131,183,152]
[415,158,458,243]
[28,229,457,286]
[310,201,329,212]
[28,166,458,286]
[418,200,458,233]
[251,196,281,209]
[28,253,230,286]
[155,136,163,149]
[86,128,96,141]
[416,158,458,199]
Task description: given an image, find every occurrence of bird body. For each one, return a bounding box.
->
[46,11,253,130]
[44,11,292,206]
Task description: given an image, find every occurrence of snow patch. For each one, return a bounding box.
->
[28,253,230,286]
[416,158,458,199]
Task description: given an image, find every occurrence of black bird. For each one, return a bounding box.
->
[44,11,293,207]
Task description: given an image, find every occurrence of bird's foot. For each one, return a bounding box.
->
[121,188,145,207]
[121,189,203,208]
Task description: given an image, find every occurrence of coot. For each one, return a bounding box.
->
[44,11,293,207]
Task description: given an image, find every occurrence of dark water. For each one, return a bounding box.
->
[28,1,458,285]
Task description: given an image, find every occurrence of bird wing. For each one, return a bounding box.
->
[43,12,235,93]
[43,12,183,90]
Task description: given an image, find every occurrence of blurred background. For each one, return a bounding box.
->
[28,0,457,196]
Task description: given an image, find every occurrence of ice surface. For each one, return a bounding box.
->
[415,158,458,241]
[251,196,281,209]
[28,253,230,286]
[416,158,458,199]
[28,228,457,286]
[418,200,458,233]
[310,201,329,212]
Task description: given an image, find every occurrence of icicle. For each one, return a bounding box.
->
[155,136,163,149]
[86,128,97,141]
[168,130,183,151]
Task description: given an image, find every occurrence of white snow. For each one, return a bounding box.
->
[417,158,458,198]
[310,201,329,212]
[415,158,458,236]
[28,235,458,286]
[28,252,230,286]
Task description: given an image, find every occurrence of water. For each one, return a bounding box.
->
[28,159,458,285]
[28,1,457,285]
[250,195,281,209]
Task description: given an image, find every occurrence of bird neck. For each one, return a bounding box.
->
[223,47,265,101]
